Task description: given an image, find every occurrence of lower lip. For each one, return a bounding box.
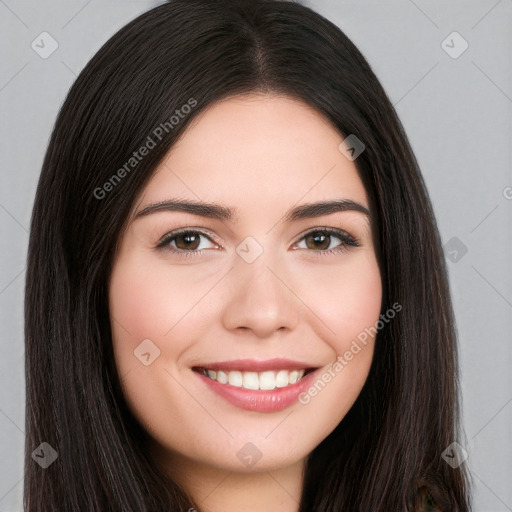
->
[194,369,318,412]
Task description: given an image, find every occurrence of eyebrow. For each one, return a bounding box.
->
[133,198,370,223]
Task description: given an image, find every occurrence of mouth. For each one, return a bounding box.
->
[191,358,320,412]
[192,367,315,390]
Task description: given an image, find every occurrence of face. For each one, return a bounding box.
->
[109,93,382,480]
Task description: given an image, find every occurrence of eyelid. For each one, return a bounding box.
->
[292,226,359,248]
[156,227,222,250]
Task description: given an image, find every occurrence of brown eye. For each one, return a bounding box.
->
[174,232,201,250]
[296,228,360,255]
[157,230,217,253]
[304,231,332,250]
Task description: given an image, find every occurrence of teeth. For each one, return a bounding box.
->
[228,371,243,387]
[242,372,259,390]
[260,371,276,390]
[202,368,307,390]
[289,370,300,384]
[275,370,289,388]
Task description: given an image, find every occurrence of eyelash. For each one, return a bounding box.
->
[156,227,360,259]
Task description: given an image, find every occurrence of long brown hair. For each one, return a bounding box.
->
[24,0,471,509]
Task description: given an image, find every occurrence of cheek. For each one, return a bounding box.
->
[109,254,214,358]
[293,250,382,349]
[108,256,210,435]
[292,254,382,436]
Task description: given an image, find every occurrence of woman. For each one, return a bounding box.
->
[24,0,471,510]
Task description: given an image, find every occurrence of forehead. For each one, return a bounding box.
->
[135,93,369,220]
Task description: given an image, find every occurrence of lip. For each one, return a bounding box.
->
[193,358,316,372]
[192,361,320,413]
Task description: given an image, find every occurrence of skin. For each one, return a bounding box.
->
[109,93,382,512]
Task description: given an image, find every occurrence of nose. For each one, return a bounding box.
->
[221,256,301,339]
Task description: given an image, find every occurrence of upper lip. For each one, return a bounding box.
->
[192,358,318,372]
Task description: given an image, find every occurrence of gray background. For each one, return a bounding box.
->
[1,1,511,510]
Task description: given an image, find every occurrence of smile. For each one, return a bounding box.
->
[199,368,311,390]
[192,358,320,412]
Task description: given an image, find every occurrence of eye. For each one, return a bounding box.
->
[156,227,360,259]
[156,229,219,255]
[294,228,359,255]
